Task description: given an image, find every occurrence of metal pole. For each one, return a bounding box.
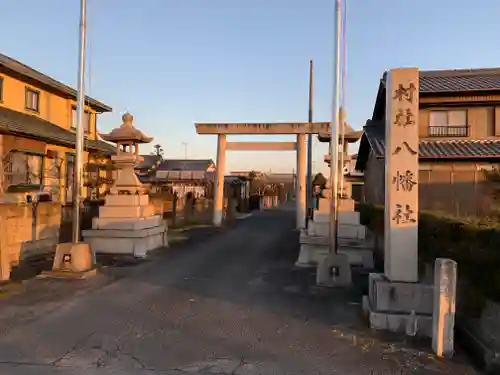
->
[329,0,342,254]
[306,60,314,225]
[339,1,348,200]
[72,0,87,243]
[182,142,188,159]
[339,107,346,199]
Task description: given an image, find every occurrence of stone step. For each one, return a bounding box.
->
[93,215,163,230]
[99,204,155,219]
[296,243,374,269]
[300,229,373,248]
[314,211,360,225]
[308,221,366,240]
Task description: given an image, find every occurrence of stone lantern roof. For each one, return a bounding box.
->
[99,112,153,144]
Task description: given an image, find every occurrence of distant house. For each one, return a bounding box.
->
[155,159,216,197]
[356,67,500,217]
[230,171,265,179]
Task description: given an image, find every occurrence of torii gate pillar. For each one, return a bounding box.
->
[295,134,307,229]
[213,134,226,226]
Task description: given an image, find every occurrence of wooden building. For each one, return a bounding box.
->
[0,53,114,203]
[356,68,500,217]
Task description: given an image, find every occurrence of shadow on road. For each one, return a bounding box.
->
[0,207,480,374]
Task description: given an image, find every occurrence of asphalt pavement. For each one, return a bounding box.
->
[0,205,480,374]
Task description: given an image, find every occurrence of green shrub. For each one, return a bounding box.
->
[358,203,500,316]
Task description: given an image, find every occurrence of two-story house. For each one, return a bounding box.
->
[0,53,115,203]
[356,67,500,217]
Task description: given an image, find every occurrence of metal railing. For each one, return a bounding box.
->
[428,125,469,137]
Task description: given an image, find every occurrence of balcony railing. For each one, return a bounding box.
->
[428,125,469,137]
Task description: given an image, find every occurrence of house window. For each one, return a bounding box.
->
[429,110,468,137]
[71,106,90,133]
[486,107,495,136]
[25,88,40,112]
[3,151,43,188]
[0,77,3,102]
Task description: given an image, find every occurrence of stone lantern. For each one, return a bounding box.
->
[82,113,168,258]
[102,112,152,195]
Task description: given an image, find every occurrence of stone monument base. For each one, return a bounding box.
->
[83,221,167,258]
[297,229,374,269]
[38,242,97,280]
[308,221,366,240]
[362,273,433,337]
[83,194,169,258]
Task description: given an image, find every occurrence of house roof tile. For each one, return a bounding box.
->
[136,155,162,170]
[157,159,215,171]
[419,68,500,94]
[0,106,115,155]
[362,121,500,159]
[0,54,111,112]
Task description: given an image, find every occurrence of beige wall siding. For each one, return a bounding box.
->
[363,158,496,218]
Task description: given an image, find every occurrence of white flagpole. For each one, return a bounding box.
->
[329,0,342,254]
[306,60,314,225]
[72,0,87,243]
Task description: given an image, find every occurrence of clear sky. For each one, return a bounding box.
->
[2,0,500,174]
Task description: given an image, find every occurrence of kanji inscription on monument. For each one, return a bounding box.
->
[392,203,416,224]
[394,108,416,127]
[392,170,417,192]
[384,68,419,282]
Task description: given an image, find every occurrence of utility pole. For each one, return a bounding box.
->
[306,60,314,226]
[329,0,342,254]
[182,142,188,159]
[72,0,87,243]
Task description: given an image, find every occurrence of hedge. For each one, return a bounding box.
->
[358,203,500,316]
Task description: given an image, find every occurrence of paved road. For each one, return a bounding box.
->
[0,206,479,374]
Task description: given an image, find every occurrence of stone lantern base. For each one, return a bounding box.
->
[82,194,168,258]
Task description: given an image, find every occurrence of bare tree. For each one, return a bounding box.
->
[248,170,265,195]
[151,144,164,156]
[312,172,327,189]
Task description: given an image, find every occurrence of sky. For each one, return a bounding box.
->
[2,0,500,174]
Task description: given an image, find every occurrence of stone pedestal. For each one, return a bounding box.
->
[83,194,167,258]
[362,273,433,336]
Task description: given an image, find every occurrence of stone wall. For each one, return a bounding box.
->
[0,202,60,280]
[149,194,212,228]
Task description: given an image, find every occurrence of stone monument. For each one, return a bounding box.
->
[83,113,168,258]
[362,67,434,336]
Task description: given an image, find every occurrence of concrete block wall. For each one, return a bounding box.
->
[0,202,61,280]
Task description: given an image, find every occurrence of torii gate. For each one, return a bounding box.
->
[194,122,330,229]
